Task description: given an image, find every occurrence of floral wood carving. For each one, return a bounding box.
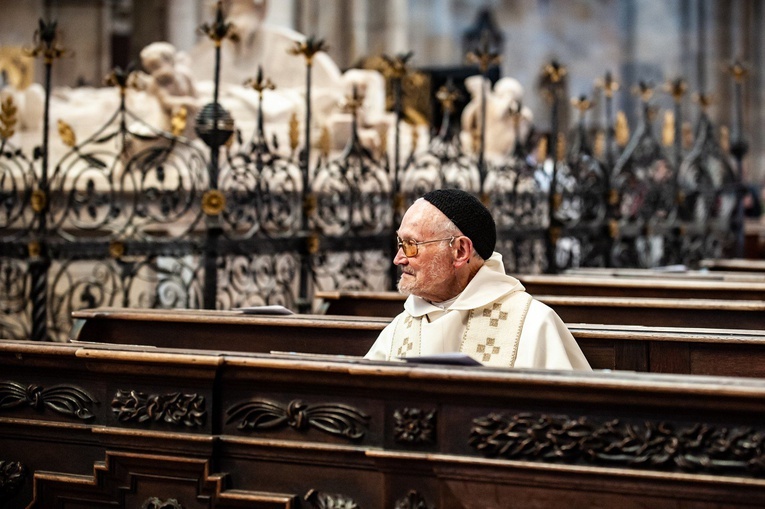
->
[0,381,97,420]
[226,399,370,441]
[394,489,432,509]
[111,390,206,427]
[304,488,360,509]
[394,407,436,444]
[0,460,26,502]
[469,411,765,477]
[141,497,183,509]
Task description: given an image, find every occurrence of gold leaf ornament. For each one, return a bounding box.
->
[57,119,76,147]
[202,189,226,216]
[30,189,47,212]
[662,111,675,147]
[0,95,18,139]
[28,240,41,258]
[109,241,125,259]
[615,112,629,147]
[171,106,187,137]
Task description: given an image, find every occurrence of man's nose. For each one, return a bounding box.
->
[394,248,408,265]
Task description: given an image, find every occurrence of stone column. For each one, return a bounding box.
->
[167,0,199,53]
[387,0,407,54]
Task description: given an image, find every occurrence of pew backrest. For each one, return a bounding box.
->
[70,307,765,378]
[518,274,765,300]
[315,290,765,330]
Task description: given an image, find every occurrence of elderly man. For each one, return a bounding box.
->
[365,189,591,370]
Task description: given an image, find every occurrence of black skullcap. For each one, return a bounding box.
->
[422,189,496,260]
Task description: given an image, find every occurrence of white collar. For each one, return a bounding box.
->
[404,252,525,317]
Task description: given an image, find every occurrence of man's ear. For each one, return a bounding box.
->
[453,236,474,267]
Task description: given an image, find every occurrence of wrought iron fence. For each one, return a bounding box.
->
[0,9,748,341]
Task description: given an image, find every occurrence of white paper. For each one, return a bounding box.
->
[234,305,294,315]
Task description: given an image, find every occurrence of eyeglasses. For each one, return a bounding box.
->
[396,235,458,257]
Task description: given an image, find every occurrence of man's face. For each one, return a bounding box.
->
[395,200,458,302]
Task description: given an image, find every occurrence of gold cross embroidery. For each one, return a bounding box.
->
[476,337,501,362]
[397,335,415,357]
[482,303,509,327]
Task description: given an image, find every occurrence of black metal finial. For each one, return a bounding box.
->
[26,19,67,64]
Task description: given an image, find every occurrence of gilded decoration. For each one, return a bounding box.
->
[202,189,226,216]
[108,240,125,259]
[0,96,18,140]
[0,46,34,90]
[30,189,46,213]
[306,232,320,255]
[198,2,236,46]
[26,20,67,65]
[288,36,329,66]
[27,240,41,258]
[57,119,76,147]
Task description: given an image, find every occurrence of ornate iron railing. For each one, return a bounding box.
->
[0,10,747,341]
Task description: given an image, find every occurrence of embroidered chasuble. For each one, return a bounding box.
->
[365,252,592,371]
[390,291,532,367]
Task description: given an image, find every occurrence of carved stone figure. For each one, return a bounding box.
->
[460,75,534,162]
[138,41,199,137]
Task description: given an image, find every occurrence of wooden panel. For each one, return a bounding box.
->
[689,344,765,378]
[521,296,765,330]
[649,341,691,375]
[4,340,765,508]
[519,274,765,300]
[615,341,649,372]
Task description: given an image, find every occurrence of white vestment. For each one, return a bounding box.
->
[364,252,592,370]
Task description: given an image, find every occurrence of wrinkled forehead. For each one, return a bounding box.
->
[397,199,448,238]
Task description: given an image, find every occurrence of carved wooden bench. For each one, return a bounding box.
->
[3,339,765,508]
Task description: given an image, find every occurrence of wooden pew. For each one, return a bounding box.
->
[517,273,765,300]
[69,307,389,356]
[700,258,765,272]
[314,290,765,330]
[563,266,765,282]
[69,307,765,378]
[3,339,765,508]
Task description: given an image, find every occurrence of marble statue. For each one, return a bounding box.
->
[137,41,199,137]
[460,75,534,162]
